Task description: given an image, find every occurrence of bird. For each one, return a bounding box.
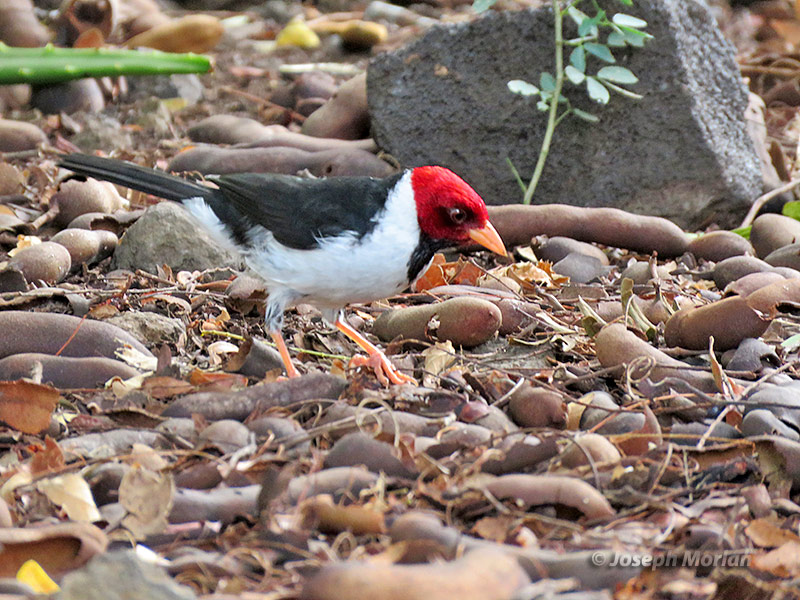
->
[59,153,507,385]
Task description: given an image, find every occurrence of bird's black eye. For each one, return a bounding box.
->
[448,207,468,224]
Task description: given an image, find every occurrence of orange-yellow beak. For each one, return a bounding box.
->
[468,221,507,256]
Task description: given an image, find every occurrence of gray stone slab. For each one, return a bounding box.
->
[367,0,762,229]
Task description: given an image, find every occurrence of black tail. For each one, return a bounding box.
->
[59,154,213,202]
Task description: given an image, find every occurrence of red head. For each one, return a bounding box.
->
[410,166,506,255]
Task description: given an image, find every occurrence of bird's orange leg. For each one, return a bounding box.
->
[270,330,299,378]
[335,318,415,385]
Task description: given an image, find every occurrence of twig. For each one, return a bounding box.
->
[740,178,800,228]
[695,405,732,450]
[217,86,306,122]
[490,376,525,407]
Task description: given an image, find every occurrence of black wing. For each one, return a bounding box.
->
[209,171,405,250]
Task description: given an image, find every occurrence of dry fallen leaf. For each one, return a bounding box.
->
[37,474,101,522]
[0,380,60,434]
[207,340,239,366]
[751,540,800,577]
[746,518,800,548]
[421,341,456,376]
[8,235,41,257]
[413,254,448,291]
[29,436,66,476]
[119,465,175,539]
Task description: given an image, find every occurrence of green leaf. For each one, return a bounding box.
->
[573,108,600,122]
[539,71,556,92]
[565,65,586,84]
[782,201,800,220]
[586,77,610,104]
[536,100,550,111]
[570,46,586,72]
[730,225,751,239]
[567,6,590,26]
[472,0,496,12]
[597,65,638,84]
[606,31,626,46]
[578,17,599,37]
[781,333,800,352]
[619,25,653,47]
[507,79,539,96]
[622,31,645,46]
[613,13,647,28]
[617,0,633,6]
[585,42,616,63]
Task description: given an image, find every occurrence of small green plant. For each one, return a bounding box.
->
[0,43,211,85]
[473,0,652,204]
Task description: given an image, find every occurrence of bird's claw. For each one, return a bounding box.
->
[349,353,415,386]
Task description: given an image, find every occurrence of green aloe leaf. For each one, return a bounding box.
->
[0,43,211,85]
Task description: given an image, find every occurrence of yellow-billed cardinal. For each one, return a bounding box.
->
[59,154,506,384]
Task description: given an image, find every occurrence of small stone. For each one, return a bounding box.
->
[58,550,196,600]
[126,74,204,105]
[553,253,605,284]
[106,311,186,345]
[112,202,243,274]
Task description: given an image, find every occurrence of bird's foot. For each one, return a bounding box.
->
[349,352,415,386]
[270,330,300,378]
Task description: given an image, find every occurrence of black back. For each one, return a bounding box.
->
[209,171,404,250]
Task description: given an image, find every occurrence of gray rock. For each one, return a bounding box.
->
[106,311,186,345]
[112,202,243,274]
[724,338,778,372]
[70,112,133,153]
[57,550,196,600]
[31,79,105,114]
[368,0,761,229]
[552,252,605,283]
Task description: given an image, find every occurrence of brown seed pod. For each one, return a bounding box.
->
[7,242,72,284]
[52,178,124,227]
[373,297,502,347]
